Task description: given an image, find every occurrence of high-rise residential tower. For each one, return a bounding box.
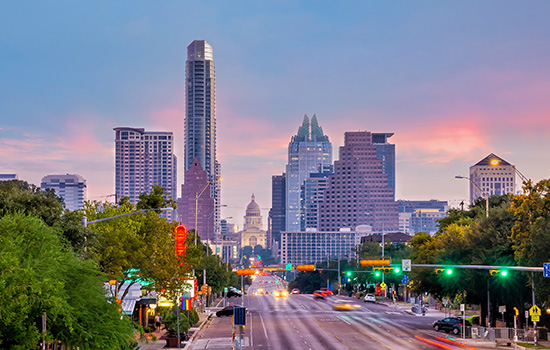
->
[318,131,398,232]
[468,153,516,203]
[41,174,87,211]
[372,133,395,200]
[114,127,177,219]
[268,173,286,250]
[285,115,332,231]
[184,40,221,237]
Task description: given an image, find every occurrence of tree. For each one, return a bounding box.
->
[0,213,134,349]
[136,185,176,211]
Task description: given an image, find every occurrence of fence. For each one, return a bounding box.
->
[471,326,539,342]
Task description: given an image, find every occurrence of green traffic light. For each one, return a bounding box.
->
[501,270,508,277]
[375,271,381,277]
[347,272,352,276]
[394,267,400,273]
[445,269,453,275]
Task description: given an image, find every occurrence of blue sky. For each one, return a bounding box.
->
[1,1,550,228]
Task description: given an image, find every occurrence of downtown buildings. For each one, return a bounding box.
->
[40,174,87,211]
[114,127,177,219]
[468,153,517,203]
[179,40,221,240]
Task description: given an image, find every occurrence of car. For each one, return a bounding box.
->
[291,288,300,294]
[216,305,234,317]
[313,290,325,299]
[466,315,480,325]
[332,300,361,311]
[226,289,243,298]
[320,288,333,296]
[256,288,264,295]
[363,293,376,303]
[432,317,471,335]
[273,290,288,297]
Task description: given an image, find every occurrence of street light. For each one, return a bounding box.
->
[81,207,174,227]
[455,175,489,218]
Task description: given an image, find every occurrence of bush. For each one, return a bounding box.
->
[163,309,190,337]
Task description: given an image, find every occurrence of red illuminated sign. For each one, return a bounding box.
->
[174,225,187,256]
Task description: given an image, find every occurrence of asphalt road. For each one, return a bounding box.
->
[190,275,495,350]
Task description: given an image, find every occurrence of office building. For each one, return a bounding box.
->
[372,133,395,200]
[318,131,398,232]
[114,127,177,219]
[285,115,332,231]
[301,171,332,230]
[268,173,286,250]
[41,174,87,211]
[0,174,18,181]
[398,200,448,235]
[281,229,367,265]
[239,194,267,249]
[469,153,516,203]
[184,40,221,238]
[177,157,214,241]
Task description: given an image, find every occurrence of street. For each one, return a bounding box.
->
[190,275,496,350]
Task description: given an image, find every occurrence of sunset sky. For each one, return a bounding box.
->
[2,1,550,229]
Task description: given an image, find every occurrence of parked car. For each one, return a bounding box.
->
[433,317,471,335]
[216,305,234,317]
[363,293,376,303]
[291,288,300,294]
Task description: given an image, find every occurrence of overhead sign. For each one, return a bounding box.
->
[402,259,411,272]
[544,263,550,278]
[530,305,541,316]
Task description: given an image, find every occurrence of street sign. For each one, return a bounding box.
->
[402,259,411,272]
[460,304,465,312]
[234,306,246,326]
[499,305,506,313]
[544,263,550,278]
[532,315,540,322]
[380,282,386,289]
[530,305,541,316]
[401,275,409,284]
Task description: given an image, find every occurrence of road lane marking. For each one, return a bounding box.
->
[311,316,353,350]
[258,313,268,339]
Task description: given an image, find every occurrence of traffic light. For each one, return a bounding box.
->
[296,264,315,271]
[346,271,352,277]
[490,269,508,277]
[361,259,391,267]
[374,270,381,277]
[393,267,401,274]
[435,268,453,275]
[374,267,393,274]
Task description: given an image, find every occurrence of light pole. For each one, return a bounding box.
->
[81,207,174,227]
[455,175,489,218]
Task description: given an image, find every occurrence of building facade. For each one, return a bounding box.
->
[0,174,18,181]
[398,200,448,235]
[372,133,395,200]
[318,131,398,232]
[184,40,221,238]
[469,153,516,204]
[177,157,214,241]
[41,174,87,211]
[240,194,267,249]
[280,229,367,265]
[114,127,177,218]
[285,115,332,231]
[301,171,332,230]
[268,173,286,250]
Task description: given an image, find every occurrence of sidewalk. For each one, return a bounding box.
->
[137,298,221,350]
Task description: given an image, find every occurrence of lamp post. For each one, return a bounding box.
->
[455,175,489,218]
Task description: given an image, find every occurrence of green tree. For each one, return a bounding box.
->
[0,213,134,349]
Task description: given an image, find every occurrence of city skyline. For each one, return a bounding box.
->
[2,1,550,229]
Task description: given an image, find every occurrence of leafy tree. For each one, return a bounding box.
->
[288,271,322,294]
[0,213,134,349]
[136,185,176,211]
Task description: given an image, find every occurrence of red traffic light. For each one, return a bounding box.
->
[174,225,188,256]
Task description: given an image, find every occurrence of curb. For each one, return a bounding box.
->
[182,313,214,350]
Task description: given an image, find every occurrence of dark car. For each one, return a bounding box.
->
[433,317,471,335]
[216,305,234,317]
[226,288,243,298]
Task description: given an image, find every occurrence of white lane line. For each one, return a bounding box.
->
[338,316,351,325]
[258,312,269,339]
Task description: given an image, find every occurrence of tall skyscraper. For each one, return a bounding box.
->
[469,153,516,203]
[268,173,286,250]
[372,133,395,200]
[41,174,87,211]
[177,157,214,241]
[285,115,332,231]
[114,127,177,219]
[318,131,398,232]
[184,40,221,237]
[301,171,332,230]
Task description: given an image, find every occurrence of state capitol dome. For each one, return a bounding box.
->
[246,194,261,216]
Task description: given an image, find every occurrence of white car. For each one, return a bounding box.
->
[364,293,376,303]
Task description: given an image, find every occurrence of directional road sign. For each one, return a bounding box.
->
[544,263,550,278]
[402,259,411,272]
